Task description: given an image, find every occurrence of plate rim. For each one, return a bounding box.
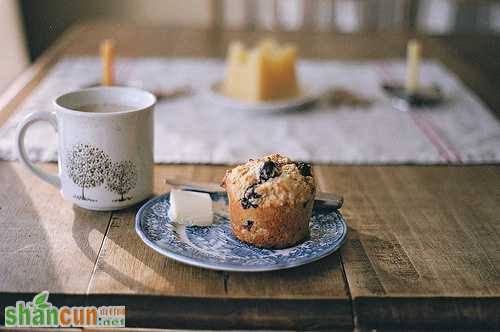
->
[205,81,320,113]
[135,193,348,272]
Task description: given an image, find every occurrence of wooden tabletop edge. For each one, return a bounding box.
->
[353,294,500,300]
[0,291,353,301]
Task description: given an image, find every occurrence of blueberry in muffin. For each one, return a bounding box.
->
[221,154,315,249]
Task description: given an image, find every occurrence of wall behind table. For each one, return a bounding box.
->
[0,0,28,93]
[20,0,212,60]
[20,0,500,61]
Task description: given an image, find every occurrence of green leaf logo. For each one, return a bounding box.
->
[33,291,50,309]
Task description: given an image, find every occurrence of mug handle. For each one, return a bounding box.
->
[16,111,61,189]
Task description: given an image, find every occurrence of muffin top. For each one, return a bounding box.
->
[221,154,315,208]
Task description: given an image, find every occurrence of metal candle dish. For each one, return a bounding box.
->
[382,82,444,112]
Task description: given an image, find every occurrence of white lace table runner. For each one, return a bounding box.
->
[1,57,499,164]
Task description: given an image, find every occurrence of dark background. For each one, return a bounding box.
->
[19,0,500,60]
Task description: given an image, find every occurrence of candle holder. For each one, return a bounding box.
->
[382,82,444,112]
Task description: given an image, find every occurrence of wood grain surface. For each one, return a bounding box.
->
[0,162,111,294]
[0,21,499,330]
[329,165,500,329]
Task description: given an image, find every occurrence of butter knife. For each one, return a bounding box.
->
[165,178,343,209]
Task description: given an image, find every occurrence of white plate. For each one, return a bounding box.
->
[206,81,319,113]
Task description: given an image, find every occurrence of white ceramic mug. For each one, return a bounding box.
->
[16,86,156,211]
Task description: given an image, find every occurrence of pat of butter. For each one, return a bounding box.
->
[168,189,213,226]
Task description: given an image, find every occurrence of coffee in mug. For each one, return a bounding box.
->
[76,103,134,113]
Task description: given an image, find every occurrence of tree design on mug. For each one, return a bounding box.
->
[66,144,111,201]
[105,160,138,202]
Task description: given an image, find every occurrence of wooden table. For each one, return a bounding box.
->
[0,22,499,331]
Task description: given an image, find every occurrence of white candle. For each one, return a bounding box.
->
[405,39,421,95]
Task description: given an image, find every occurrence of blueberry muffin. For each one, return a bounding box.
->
[221,154,315,249]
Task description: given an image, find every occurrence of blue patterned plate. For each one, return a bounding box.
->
[135,192,347,272]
